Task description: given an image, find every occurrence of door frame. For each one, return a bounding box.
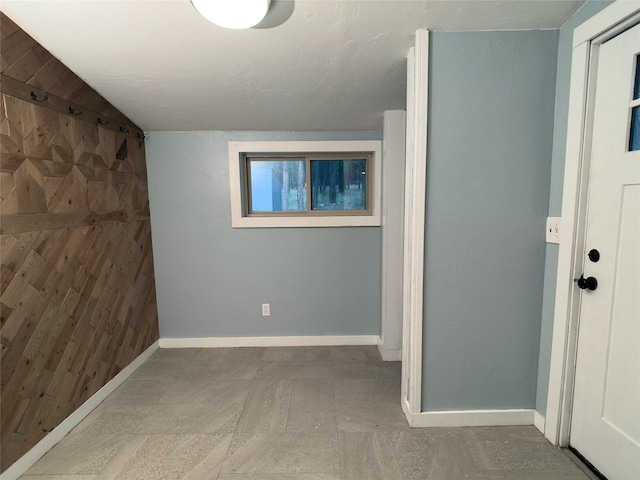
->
[545,1,640,447]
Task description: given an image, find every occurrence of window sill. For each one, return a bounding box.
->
[232,214,381,228]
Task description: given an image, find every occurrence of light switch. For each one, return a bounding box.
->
[546,217,561,244]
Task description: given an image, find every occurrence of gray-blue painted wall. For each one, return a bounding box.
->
[536,0,614,415]
[145,130,382,339]
[422,30,559,411]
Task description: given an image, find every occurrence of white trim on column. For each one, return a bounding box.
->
[381,109,406,362]
[400,45,415,417]
[1,341,160,480]
[534,410,546,435]
[401,29,429,420]
[159,335,378,349]
[406,409,535,428]
[545,2,640,447]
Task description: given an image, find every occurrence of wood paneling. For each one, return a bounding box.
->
[0,13,159,472]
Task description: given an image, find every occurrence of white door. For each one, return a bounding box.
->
[570,23,640,480]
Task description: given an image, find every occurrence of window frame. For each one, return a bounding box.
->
[229,140,382,228]
[245,153,372,217]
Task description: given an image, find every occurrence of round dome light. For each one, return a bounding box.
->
[191,0,270,29]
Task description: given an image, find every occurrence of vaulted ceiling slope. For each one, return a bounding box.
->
[1,1,585,131]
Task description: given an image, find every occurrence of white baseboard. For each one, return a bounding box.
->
[533,410,546,434]
[381,348,401,361]
[406,408,536,428]
[1,341,159,480]
[159,335,379,348]
[376,335,402,361]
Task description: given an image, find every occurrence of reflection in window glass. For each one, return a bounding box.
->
[249,159,306,212]
[630,106,640,152]
[310,159,366,211]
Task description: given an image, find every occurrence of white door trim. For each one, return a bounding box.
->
[401,29,429,420]
[545,1,640,447]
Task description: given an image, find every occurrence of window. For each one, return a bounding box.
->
[246,154,369,214]
[229,141,381,227]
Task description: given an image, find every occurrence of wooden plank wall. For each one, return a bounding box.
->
[0,13,159,472]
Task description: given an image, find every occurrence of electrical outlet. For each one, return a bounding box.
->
[546,217,561,244]
[261,303,270,316]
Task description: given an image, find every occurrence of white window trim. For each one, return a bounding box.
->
[228,140,382,228]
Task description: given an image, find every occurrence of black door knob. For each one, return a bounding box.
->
[588,249,600,262]
[576,274,598,291]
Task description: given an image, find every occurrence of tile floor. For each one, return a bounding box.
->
[21,346,594,479]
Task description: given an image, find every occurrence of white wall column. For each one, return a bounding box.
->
[380,110,406,361]
[401,29,429,421]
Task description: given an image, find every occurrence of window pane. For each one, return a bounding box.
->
[634,54,640,100]
[630,106,640,152]
[310,159,366,211]
[249,160,307,212]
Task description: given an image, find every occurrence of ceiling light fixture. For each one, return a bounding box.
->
[191,0,270,29]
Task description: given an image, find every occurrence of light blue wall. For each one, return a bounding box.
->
[422,31,559,411]
[145,130,382,339]
[536,0,614,415]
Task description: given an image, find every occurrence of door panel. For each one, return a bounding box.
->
[602,184,639,443]
[570,22,640,480]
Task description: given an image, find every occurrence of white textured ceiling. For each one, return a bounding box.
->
[1,0,585,131]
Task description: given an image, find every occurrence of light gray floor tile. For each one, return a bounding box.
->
[462,426,584,472]
[98,433,232,480]
[215,361,261,380]
[236,380,293,433]
[262,346,332,362]
[367,360,401,378]
[334,378,401,405]
[333,361,401,379]
[462,471,594,480]
[256,361,333,380]
[197,347,265,365]
[338,432,402,480]
[18,348,593,480]
[24,434,131,476]
[336,400,409,432]
[221,433,340,475]
[128,361,185,380]
[146,348,202,364]
[136,397,247,434]
[286,379,336,432]
[158,379,252,405]
[334,378,409,432]
[105,378,174,405]
[330,346,368,363]
[332,362,373,379]
[363,345,384,363]
[388,429,470,480]
[192,349,262,380]
[72,403,153,434]
[178,365,220,380]
[218,475,341,480]
[564,450,601,480]
[19,476,98,480]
